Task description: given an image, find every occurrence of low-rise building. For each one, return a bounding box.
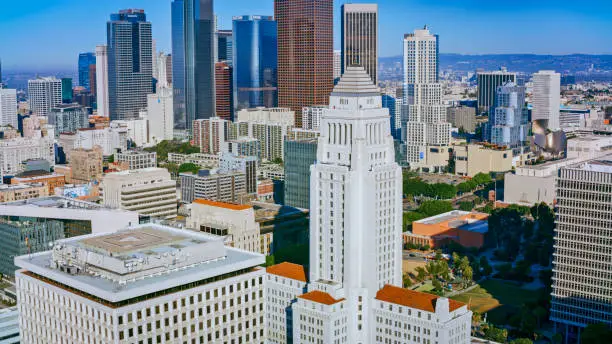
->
[403,210,489,249]
[219,153,257,194]
[48,103,89,136]
[0,183,48,203]
[116,150,157,170]
[69,147,103,183]
[454,143,513,177]
[187,199,261,254]
[15,224,266,344]
[180,171,247,204]
[102,168,177,219]
[447,106,477,133]
[0,136,55,178]
[167,153,219,169]
[0,307,19,344]
[10,171,65,194]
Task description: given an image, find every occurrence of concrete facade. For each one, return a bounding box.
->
[454,144,513,177]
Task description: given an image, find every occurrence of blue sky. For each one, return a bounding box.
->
[0,0,611,69]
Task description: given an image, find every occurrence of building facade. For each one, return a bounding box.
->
[341,4,378,85]
[275,0,333,127]
[215,62,233,120]
[217,29,233,63]
[550,156,612,342]
[0,137,55,177]
[219,152,257,194]
[180,171,247,204]
[403,27,451,171]
[27,77,62,116]
[532,70,561,132]
[0,88,17,128]
[78,52,96,91]
[454,143,513,177]
[102,168,177,219]
[69,147,103,183]
[232,15,277,112]
[48,104,89,136]
[116,151,157,170]
[0,184,49,203]
[95,45,109,117]
[192,117,235,155]
[476,68,516,115]
[107,9,153,121]
[446,106,476,133]
[488,82,528,152]
[283,138,317,209]
[171,0,216,132]
[147,87,174,144]
[382,94,402,140]
[301,106,326,131]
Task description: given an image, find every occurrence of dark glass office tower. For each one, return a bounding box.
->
[232,15,277,112]
[217,30,233,63]
[172,0,215,132]
[78,53,96,91]
[107,9,153,121]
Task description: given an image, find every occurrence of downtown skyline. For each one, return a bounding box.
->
[1,0,612,69]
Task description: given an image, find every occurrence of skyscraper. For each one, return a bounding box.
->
[551,157,612,342]
[275,0,333,127]
[106,9,153,121]
[217,29,233,63]
[171,0,215,132]
[341,3,378,85]
[215,61,233,121]
[61,78,73,104]
[77,52,96,91]
[28,77,62,116]
[232,15,277,112]
[333,50,342,80]
[532,70,561,132]
[403,27,450,172]
[489,82,528,153]
[283,138,317,209]
[0,88,17,128]
[477,68,516,114]
[95,45,109,117]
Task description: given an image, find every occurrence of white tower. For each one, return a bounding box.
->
[95,45,109,117]
[532,70,561,131]
[403,27,450,171]
[0,88,17,128]
[27,77,62,116]
[308,67,403,342]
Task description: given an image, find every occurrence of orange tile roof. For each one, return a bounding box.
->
[375,285,465,312]
[298,291,345,306]
[266,262,307,282]
[193,199,252,211]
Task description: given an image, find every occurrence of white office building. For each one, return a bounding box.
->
[101,168,177,219]
[265,67,472,343]
[333,50,342,80]
[15,224,266,344]
[489,82,528,152]
[532,70,561,131]
[0,88,17,128]
[95,45,109,117]
[147,87,174,144]
[236,107,295,161]
[116,150,157,170]
[0,137,54,178]
[27,77,62,117]
[71,125,128,156]
[113,117,149,147]
[403,27,451,171]
[302,106,326,131]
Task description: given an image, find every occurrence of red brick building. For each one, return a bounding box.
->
[215,62,233,121]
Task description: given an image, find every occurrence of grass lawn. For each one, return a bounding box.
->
[416,281,435,292]
[450,279,541,325]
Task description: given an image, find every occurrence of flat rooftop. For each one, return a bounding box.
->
[15,224,264,304]
[417,211,471,225]
[1,196,103,210]
[574,155,612,174]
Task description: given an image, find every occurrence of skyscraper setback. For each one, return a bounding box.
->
[106,9,153,121]
[171,0,216,132]
[275,0,334,127]
[341,3,379,85]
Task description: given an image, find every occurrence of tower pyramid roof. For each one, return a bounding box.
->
[331,66,379,97]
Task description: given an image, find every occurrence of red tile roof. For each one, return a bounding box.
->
[266,262,307,282]
[375,285,465,312]
[298,291,345,306]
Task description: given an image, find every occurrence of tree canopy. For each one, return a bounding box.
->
[178,163,200,175]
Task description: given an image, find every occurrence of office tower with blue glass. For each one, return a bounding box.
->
[106,9,152,121]
[232,15,277,112]
[171,0,215,132]
[217,29,233,63]
[283,138,318,209]
[78,52,96,91]
[489,81,528,153]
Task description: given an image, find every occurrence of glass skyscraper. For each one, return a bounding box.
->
[232,15,277,112]
[106,9,153,121]
[283,138,318,209]
[171,0,215,132]
[78,53,96,91]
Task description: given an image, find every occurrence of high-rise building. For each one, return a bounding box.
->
[95,45,109,117]
[215,61,233,120]
[403,27,451,171]
[341,4,378,85]
[236,107,295,161]
[192,117,235,155]
[77,52,96,91]
[283,138,317,209]
[0,88,17,128]
[171,0,216,132]
[382,94,402,140]
[15,224,266,344]
[232,15,278,112]
[447,106,477,133]
[107,9,153,121]
[217,29,233,63]
[333,50,342,80]
[302,106,326,131]
[147,87,174,144]
[48,104,89,136]
[60,78,73,104]
[477,68,516,114]
[551,156,612,342]
[266,67,472,343]
[27,77,62,116]
[155,52,170,89]
[489,82,528,152]
[275,0,333,127]
[219,152,258,194]
[532,70,561,132]
[165,54,173,85]
[69,146,103,183]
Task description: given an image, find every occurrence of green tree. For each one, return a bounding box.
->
[418,200,453,217]
[483,324,508,342]
[107,154,114,163]
[458,201,474,211]
[472,172,492,185]
[462,266,473,287]
[581,323,612,344]
[510,339,533,344]
[178,163,200,174]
